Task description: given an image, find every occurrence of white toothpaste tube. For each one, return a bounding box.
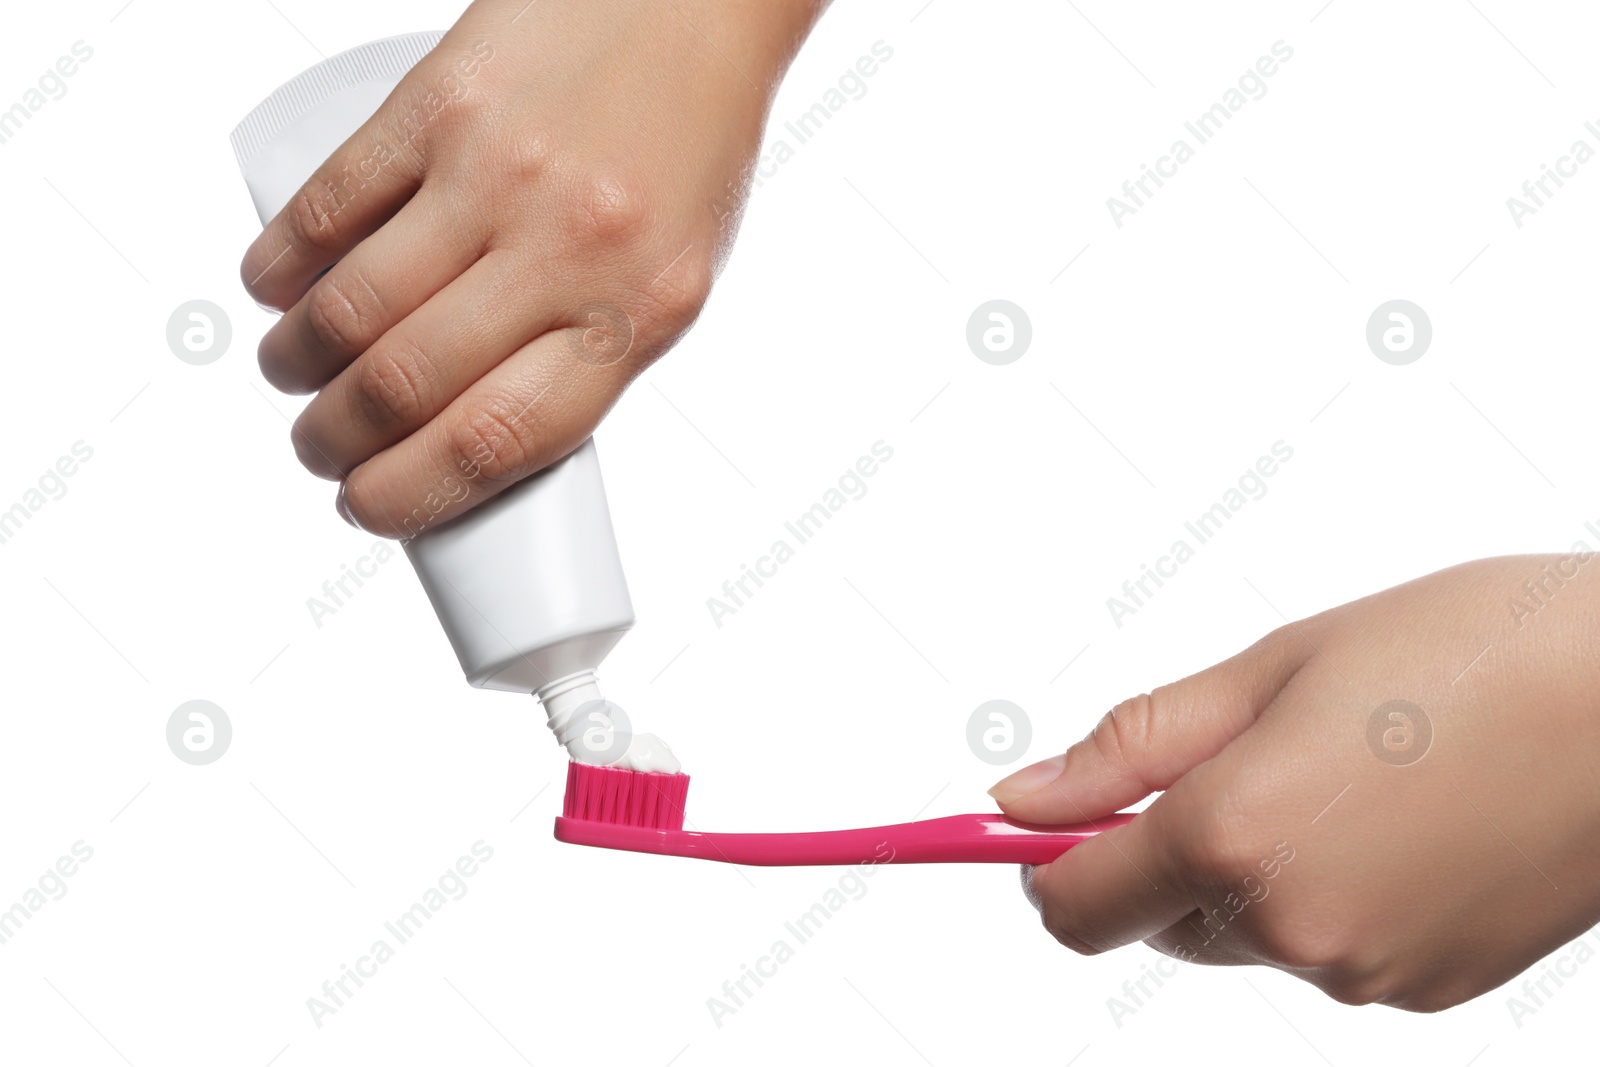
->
[232,33,677,772]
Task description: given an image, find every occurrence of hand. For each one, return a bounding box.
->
[241,0,823,536]
[991,554,1600,1011]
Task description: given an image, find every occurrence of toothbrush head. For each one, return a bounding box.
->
[561,761,690,831]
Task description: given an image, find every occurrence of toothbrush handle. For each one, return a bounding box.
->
[554,812,1136,866]
[866,812,1135,864]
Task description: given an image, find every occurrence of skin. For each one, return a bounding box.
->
[241,0,826,536]
[991,553,1600,1011]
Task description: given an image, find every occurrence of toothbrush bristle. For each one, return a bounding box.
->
[562,762,690,831]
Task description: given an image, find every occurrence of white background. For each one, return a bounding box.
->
[2,1,1597,1064]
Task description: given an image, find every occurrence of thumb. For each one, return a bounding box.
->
[991,630,1309,824]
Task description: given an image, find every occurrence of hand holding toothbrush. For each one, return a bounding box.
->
[993,553,1600,1013]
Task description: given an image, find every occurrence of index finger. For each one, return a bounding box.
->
[240,85,431,311]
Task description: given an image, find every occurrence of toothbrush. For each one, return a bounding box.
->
[554,763,1135,866]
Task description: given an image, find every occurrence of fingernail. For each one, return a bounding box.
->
[988,754,1065,804]
[335,482,357,528]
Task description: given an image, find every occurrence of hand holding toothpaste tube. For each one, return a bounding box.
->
[240,0,826,535]
[993,554,1600,1012]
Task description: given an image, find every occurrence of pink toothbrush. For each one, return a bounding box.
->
[553,763,1134,866]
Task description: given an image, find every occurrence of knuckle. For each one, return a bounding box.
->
[286,181,349,256]
[1178,817,1255,886]
[355,341,431,430]
[638,246,714,336]
[1256,623,1304,667]
[1253,917,1350,973]
[1311,940,1415,1007]
[1092,693,1156,782]
[565,171,651,247]
[1389,984,1467,1014]
[446,401,540,485]
[385,90,444,156]
[500,133,551,188]
[1323,966,1404,1008]
[1261,616,1325,667]
[364,71,459,171]
[306,275,377,358]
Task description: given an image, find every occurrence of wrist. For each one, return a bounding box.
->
[675,0,831,89]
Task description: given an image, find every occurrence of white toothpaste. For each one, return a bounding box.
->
[539,675,681,774]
